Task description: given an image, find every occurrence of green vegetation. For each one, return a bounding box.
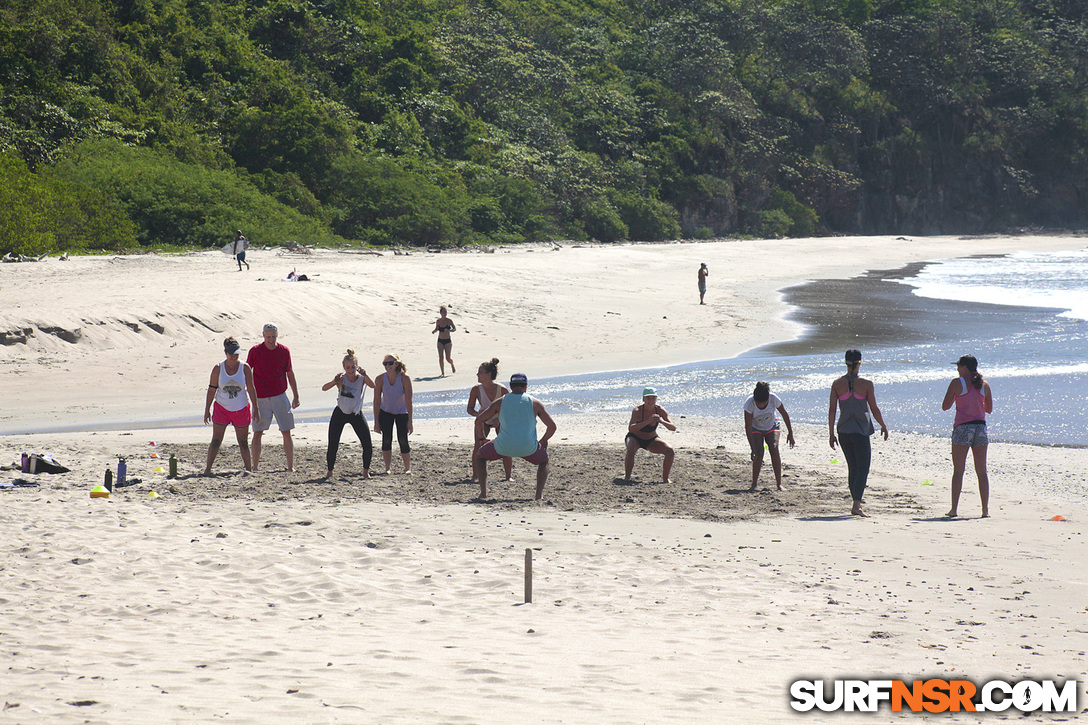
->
[1,0,1085,255]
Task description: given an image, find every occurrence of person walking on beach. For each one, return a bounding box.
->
[247,323,301,472]
[828,349,889,517]
[202,337,260,474]
[321,349,375,480]
[373,354,413,474]
[233,230,249,271]
[473,373,557,501]
[432,306,456,376]
[941,355,992,518]
[744,381,795,491]
[698,263,709,304]
[467,357,512,482]
[624,387,677,483]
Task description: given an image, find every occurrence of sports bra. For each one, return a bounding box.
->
[631,404,663,438]
[838,374,866,400]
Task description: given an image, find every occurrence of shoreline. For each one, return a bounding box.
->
[2,234,1085,435]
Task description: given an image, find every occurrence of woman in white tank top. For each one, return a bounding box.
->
[203,337,260,474]
[466,358,512,481]
[321,349,375,479]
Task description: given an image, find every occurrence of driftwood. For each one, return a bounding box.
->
[336,249,384,256]
[2,252,42,263]
[282,240,312,254]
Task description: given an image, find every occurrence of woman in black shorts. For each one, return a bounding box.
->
[623,387,677,483]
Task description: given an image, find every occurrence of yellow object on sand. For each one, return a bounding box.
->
[146,491,160,498]
[154,466,165,472]
[90,485,110,499]
[921,480,933,485]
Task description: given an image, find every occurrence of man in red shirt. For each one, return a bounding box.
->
[246,322,301,472]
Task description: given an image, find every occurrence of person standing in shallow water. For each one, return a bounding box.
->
[828,349,889,517]
[698,263,709,304]
[942,354,993,518]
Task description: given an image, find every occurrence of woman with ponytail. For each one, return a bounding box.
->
[828,349,889,517]
[941,355,993,518]
[467,357,512,481]
[321,349,374,479]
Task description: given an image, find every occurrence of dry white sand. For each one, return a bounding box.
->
[1,235,1087,722]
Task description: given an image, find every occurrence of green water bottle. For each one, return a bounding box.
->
[168,454,178,479]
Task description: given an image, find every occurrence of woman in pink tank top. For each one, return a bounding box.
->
[941,355,993,518]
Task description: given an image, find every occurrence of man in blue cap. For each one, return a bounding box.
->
[473,372,557,500]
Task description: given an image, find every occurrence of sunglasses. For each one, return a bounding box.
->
[383,361,395,366]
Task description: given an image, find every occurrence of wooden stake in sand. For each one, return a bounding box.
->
[524,548,533,604]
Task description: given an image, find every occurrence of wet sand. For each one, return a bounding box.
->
[759,259,1068,358]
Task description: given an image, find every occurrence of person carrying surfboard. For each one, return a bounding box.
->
[232,230,250,271]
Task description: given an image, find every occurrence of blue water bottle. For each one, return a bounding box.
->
[117,457,127,487]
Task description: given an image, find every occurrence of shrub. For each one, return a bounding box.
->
[0,152,53,256]
[764,190,818,237]
[612,192,682,241]
[325,153,467,245]
[51,140,341,247]
[580,197,628,242]
[758,208,793,238]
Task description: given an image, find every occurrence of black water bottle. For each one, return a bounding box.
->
[104,468,113,492]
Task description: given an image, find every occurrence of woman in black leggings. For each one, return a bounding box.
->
[373,353,413,474]
[828,349,889,517]
[321,349,374,479]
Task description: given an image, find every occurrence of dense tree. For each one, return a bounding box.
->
[0,0,1085,250]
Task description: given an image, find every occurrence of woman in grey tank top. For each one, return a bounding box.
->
[828,349,889,517]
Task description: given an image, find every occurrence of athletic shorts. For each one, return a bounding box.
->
[253,392,295,432]
[748,427,780,456]
[212,402,251,428]
[478,440,548,465]
[952,422,988,447]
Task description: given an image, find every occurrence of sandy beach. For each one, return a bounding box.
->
[2,235,1087,722]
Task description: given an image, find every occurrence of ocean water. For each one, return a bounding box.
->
[416,249,1088,446]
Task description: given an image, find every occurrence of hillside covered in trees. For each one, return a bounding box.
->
[2,0,1086,254]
